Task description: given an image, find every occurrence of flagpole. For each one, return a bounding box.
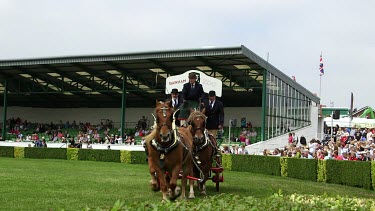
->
[319,74,322,99]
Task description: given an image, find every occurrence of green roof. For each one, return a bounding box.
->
[0,45,319,108]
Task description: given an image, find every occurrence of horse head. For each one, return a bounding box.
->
[188,108,207,145]
[155,100,173,143]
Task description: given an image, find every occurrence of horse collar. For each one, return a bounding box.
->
[194,130,210,152]
[151,135,180,156]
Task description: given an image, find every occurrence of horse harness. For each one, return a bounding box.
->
[193,129,217,152]
[151,130,189,169]
[148,105,189,169]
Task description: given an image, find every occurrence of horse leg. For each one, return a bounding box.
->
[168,166,181,201]
[155,168,168,201]
[148,159,159,191]
[149,172,159,191]
[188,168,195,199]
[200,181,207,196]
[180,169,187,200]
[202,165,211,195]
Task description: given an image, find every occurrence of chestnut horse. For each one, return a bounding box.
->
[145,100,195,201]
[187,109,218,195]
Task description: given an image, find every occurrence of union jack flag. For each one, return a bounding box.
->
[319,53,324,75]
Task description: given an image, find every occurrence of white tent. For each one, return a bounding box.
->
[324,116,375,128]
[324,116,351,127]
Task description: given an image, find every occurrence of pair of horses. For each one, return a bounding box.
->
[144,100,216,201]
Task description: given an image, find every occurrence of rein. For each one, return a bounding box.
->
[190,113,209,148]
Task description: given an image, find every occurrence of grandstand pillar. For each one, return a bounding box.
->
[120,74,126,141]
[261,69,267,142]
[2,80,8,141]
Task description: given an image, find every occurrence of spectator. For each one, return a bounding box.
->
[230,145,237,154]
[42,139,47,148]
[288,133,293,146]
[333,150,343,160]
[349,152,358,161]
[238,145,248,154]
[263,149,268,156]
[323,151,332,160]
[342,152,349,160]
[222,145,230,154]
[125,136,131,145]
[239,134,246,144]
[292,133,298,145]
[87,141,93,149]
[316,150,325,160]
[300,135,306,146]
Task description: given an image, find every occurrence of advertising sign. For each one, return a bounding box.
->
[165,70,223,97]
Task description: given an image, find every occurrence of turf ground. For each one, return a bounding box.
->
[1,157,375,210]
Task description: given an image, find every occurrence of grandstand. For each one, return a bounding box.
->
[0,45,319,149]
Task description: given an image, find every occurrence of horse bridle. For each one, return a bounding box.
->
[157,106,173,143]
[191,115,207,144]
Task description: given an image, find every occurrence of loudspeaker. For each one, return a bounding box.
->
[333,110,340,119]
[230,119,237,127]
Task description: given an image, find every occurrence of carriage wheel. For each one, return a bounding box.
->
[215,170,220,192]
[213,155,223,192]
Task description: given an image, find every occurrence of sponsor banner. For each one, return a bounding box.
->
[353,123,375,129]
[165,70,222,97]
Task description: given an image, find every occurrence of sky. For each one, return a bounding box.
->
[0,0,374,109]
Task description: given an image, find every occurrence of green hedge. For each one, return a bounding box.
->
[120,150,147,164]
[282,158,317,181]
[0,146,14,158]
[130,151,147,164]
[120,150,131,163]
[280,157,287,177]
[317,160,327,182]
[67,148,79,160]
[14,147,24,159]
[221,154,232,171]
[228,155,280,176]
[326,160,372,189]
[2,146,375,191]
[24,147,67,160]
[78,149,120,162]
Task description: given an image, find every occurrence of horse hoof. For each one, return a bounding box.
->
[161,198,169,203]
[200,191,207,196]
[188,193,195,199]
[178,195,187,201]
[150,181,160,192]
[168,187,181,201]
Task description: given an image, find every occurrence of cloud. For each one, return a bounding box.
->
[0,0,374,108]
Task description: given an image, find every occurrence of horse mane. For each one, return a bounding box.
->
[145,100,171,143]
[144,122,157,143]
[187,110,207,123]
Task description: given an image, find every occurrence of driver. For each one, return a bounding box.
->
[179,72,205,126]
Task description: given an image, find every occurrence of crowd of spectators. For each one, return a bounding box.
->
[222,144,248,155]
[1,117,150,148]
[263,127,375,162]
[230,128,258,146]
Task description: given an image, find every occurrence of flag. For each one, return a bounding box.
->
[319,53,324,75]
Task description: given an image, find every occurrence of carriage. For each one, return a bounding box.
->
[166,70,224,192]
[145,70,224,201]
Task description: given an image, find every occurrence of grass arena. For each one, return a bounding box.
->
[1,155,375,210]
